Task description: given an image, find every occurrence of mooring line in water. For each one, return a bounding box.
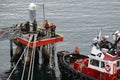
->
[21,34,34,80]
[27,34,37,80]
[7,34,33,80]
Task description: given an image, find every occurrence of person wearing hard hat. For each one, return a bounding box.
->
[74,46,80,54]
[44,20,49,35]
[99,36,113,50]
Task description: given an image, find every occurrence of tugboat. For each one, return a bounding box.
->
[57,30,120,80]
[0,3,63,80]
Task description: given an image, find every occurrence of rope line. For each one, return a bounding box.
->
[31,34,37,80]
[21,34,33,80]
[6,34,33,80]
[27,47,34,80]
[27,34,37,80]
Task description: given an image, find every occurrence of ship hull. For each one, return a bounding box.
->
[57,51,96,80]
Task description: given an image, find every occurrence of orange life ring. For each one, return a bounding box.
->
[105,64,111,72]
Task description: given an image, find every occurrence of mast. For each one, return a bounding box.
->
[43,4,45,26]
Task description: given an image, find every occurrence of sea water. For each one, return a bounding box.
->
[0,0,120,80]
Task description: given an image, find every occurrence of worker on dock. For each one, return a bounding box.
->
[32,19,37,32]
[25,21,30,33]
[50,23,56,37]
[44,20,50,35]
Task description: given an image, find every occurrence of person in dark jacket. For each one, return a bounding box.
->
[25,21,30,32]
[99,36,113,50]
[32,19,37,32]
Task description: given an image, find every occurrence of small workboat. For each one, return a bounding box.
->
[57,31,120,80]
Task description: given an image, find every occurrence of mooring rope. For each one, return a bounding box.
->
[7,34,33,80]
[37,47,42,65]
[21,34,34,80]
[30,34,37,80]
[27,34,37,80]
[27,46,34,80]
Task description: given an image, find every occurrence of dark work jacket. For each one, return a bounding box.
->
[100,41,113,50]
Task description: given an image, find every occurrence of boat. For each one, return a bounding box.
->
[0,3,63,80]
[57,31,120,80]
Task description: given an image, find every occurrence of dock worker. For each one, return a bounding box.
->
[44,20,49,35]
[50,23,56,37]
[25,21,30,33]
[99,36,113,50]
[32,19,37,32]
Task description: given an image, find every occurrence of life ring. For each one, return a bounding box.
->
[78,65,82,72]
[105,64,111,72]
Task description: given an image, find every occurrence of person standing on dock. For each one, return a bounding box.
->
[44,20,49,35]
[32,19,37,32]
[50,23,56,37]
[25,21,30,33]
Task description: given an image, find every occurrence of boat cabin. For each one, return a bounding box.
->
[88,47,117,75]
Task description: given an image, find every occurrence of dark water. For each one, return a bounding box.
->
[0,0,120,80]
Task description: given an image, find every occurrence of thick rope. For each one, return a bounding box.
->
[27,34,37,80]
[6,34,33,80]
[31,34,37,80]
[7,47,27,80]
[27,46,34,80]
[21,34,33,80]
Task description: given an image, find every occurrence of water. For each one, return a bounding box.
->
[0,0,120,79]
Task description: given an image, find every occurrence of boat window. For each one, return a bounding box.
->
[117,61,119,67]
[101,61,105,68]
[90,59,99,67]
